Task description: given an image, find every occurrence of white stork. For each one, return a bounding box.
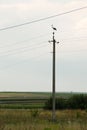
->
[51,25,57,31]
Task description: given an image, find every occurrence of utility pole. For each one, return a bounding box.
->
[49,25,59,121]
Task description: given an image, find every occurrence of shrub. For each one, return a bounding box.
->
[67,94,87,109]
[44,94,87,110]
[44,97,67,110]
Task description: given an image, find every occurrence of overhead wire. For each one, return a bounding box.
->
[0,6,87,31]
[0,5,87,70]
[59,36,87,42]
[59,48,87,53]
[0,36,87,57]
[0,32,50,48]
[0,51,50,71]
[0,41,48,57]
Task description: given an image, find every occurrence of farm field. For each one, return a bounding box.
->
[0,91,74,98]
[0,92,83,109]
[0,92,87,109]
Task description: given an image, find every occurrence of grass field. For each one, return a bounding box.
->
[0,92,87,130]
[0,109,87,130]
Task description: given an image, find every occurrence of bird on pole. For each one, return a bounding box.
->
[51,25,57,31]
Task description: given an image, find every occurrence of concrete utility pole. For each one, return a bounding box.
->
[49,25,59,121]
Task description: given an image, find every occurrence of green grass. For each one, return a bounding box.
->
[0,103,44,109]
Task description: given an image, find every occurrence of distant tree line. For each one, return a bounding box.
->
[44,94,87,110]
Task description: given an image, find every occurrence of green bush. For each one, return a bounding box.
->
[44,97,67,110]
[44,94,87,110]
[56,97,67,109]
[67,94,87,109]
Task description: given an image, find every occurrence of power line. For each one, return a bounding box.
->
[0,36,87,57]
[0,6,87,31]
[0,33,50,48]
[0,52,49,71]
[0,42,47,57]
[0,41,47,53]
[0,35,86,49]
[58,49,87,54]
[60,36,87,42]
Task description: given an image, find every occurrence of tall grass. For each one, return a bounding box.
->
[0,109,87,130]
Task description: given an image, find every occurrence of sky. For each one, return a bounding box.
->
[0,0,87,92]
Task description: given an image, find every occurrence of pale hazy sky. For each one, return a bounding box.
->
[0,0,87,92]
